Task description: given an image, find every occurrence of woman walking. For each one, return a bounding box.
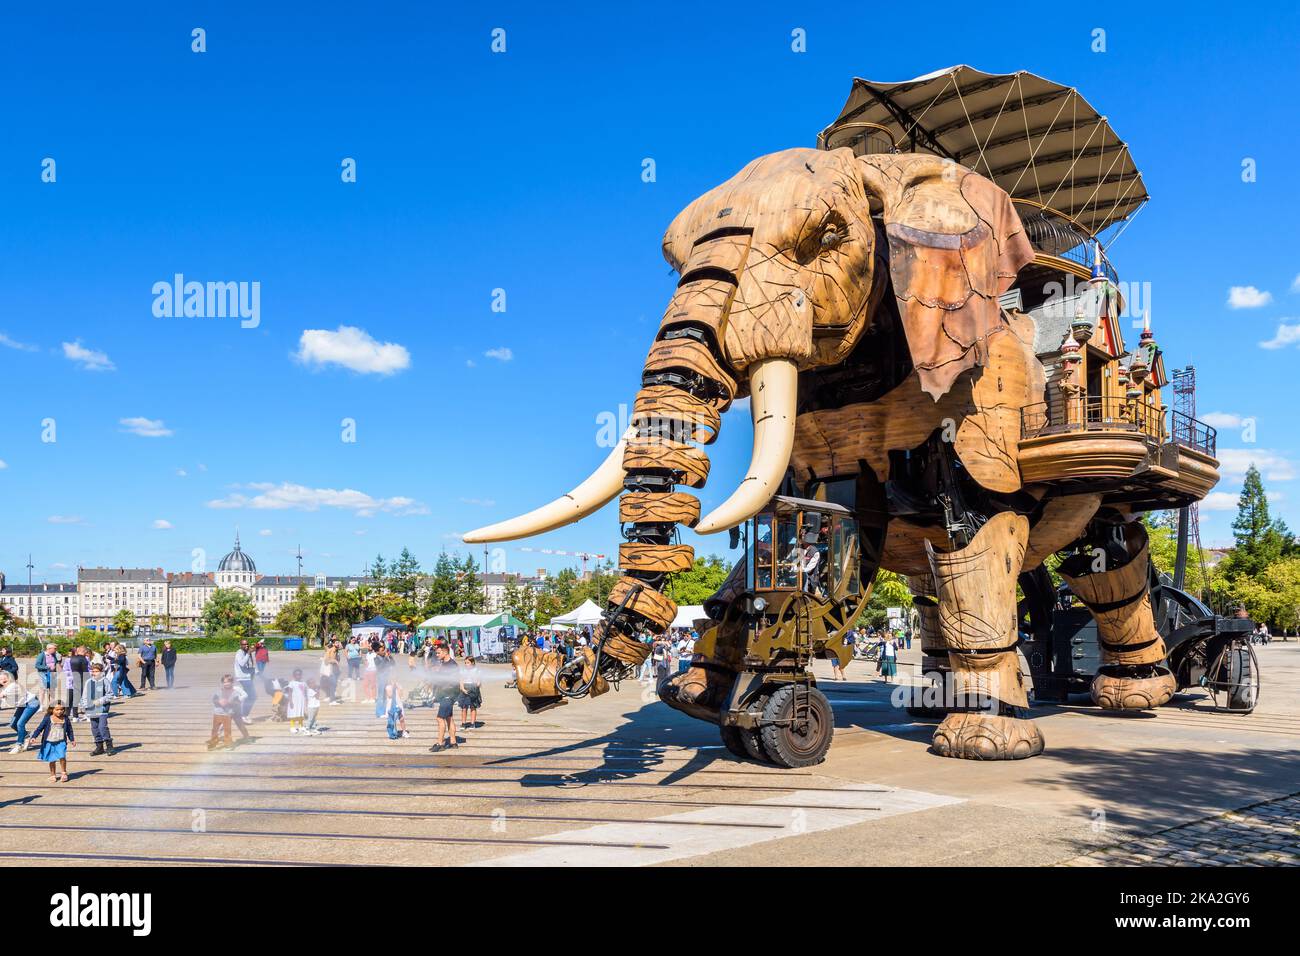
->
[34,643,60,706]
[880,632,898,684]
[161,640,177,688]
[458,656,483,730]
[319,641,339,704]
[1,670,42,753]
[27,701,75,783]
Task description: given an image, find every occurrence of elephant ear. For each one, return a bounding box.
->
[859,154,1034,401]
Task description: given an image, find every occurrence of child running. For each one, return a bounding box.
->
[27,701,75,783]
[458,656,483,730]
[304,678,323,735]
[286,668,308,735]
[382,681,409,740]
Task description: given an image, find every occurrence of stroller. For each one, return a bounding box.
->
[404,680,436,708]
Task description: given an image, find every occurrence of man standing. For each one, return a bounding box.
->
[429,643,461,751]
[234,639,257,718]
[138,637,158,690]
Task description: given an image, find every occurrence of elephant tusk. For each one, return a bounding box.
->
[694,358,797,534]
[462,428,632,543]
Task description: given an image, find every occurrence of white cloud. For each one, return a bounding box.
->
[152,519,173,529]
[1201,412,1244,429]
[1259,322,1300,350]
[1216,448,1296,482]
[47,515,84,524]
[61,340,115,371]
[294,326,410,375]
[50,562,69,570]
[258,528,273,536]
[459,497,496,507]
[176,468,188,477]
[207,481,429,517]
[1201,491,1239,511]
[0,459,7,470]
[1292,273,1300,294]
[0,332,37,352]
[465,359,476,368]
[120,416,173,437]
[1228,286,1272,309]
[484,347,513,362]
[354,529,367,536]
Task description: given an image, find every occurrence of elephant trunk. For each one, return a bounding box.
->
[464,233,800,650]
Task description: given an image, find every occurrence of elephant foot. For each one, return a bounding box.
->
[931,712,1045,760]
[1091,665,1176,711]
[658,657,735,724]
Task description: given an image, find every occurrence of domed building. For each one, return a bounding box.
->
[215,533,258,591]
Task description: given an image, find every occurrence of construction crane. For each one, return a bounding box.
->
[517,546,607,576]
[1171,366,1209,601]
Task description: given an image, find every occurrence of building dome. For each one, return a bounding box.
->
[218,534,257,574]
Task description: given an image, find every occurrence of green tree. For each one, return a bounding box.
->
[665,555,731,605]
[455,554,486,613]
[1143,512,1209,596]
[388,548,421,599]
[367,554,388,591]
[857,569,913,628]
[112,608,136,639]
[422,552,461,616]
[200,588,261,639]
[1227,465,1292,576]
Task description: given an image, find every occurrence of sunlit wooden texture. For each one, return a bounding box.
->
[1017,432,1149,483]
[858,153,1035,401]
[631,386,721,445]
[609,575,678,631]
[621,438,710,488]
[618,492,701,526]
[927,512,1030,710]
[660,148,881,372]
[906,574,948,674]
[879,519,954,577]
[1023,493,1103,567]
[792,313,1040,494]
[1165,447,1220,500]
[1058,524,1167,667]
[618,543,695,574]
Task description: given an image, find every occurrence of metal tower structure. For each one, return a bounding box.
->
[1171,366,1208,599]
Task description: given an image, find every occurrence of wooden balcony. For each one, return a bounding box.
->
[1018,397,1219,508]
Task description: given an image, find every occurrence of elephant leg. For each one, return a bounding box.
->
[905,575,951,719]
[1059,521,1175,710]
[927,512,1045,760]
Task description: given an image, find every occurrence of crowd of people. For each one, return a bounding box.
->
[206,631,487,754]
[0,637,183,781]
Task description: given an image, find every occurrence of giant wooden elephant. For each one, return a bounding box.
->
[465,145,1215,761]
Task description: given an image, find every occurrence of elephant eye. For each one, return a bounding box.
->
[820,228,843,249]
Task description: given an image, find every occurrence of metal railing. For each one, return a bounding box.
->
[1013,200,1119,285]
[1170,409,1217,457]
[1021,395,1166,443]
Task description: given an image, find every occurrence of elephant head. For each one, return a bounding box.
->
[465,146,1032,637]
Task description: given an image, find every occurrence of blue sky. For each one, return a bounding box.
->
[3,1,1298,584]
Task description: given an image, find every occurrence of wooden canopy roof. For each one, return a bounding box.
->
[818,66,1149,236]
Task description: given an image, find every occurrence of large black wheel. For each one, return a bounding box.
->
[758,684,834,768]
[1227,642,1259,712]
[719,725,748,758]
